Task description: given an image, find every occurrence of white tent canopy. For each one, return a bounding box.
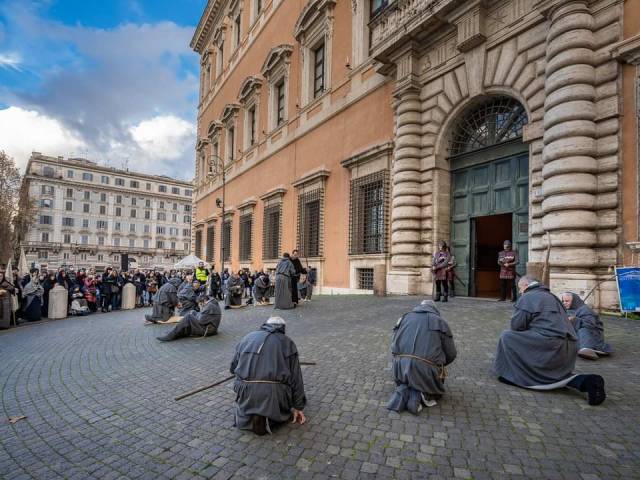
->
[173,254,208,269]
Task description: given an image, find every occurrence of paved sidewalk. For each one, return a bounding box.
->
[1,296,639,479]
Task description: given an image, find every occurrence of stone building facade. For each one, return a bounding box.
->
[22,153,194,271]
[191,0,640,307]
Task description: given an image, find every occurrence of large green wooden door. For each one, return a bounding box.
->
[450,152,529,296]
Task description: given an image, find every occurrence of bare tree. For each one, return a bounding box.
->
[0,151,34,266]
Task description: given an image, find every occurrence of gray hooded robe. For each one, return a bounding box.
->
[225,275,244,307]
[230,322,306,431]
[163,298,221,340]
[253,275,270,303]
[177,281,198,315]
[387,302,457,413]
[493,283,578,387]
[147,278,181,322]
[274,257,295,310]
[566,293,612,354]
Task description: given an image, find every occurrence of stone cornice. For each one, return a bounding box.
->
[237,197,258,209]
[341,142,394,169]
[190,0,226,53]
[291,167,330,188]
[610,34,640,65]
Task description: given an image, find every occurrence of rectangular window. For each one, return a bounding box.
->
[41,185,54,195]
[144,210,151,220]
[357,268,375,290]
[116,195,122,204]
[206,225,215,263]
[248,106,256,146]
[43,166,55,177]
[98,237,105,246]
[99,205,106,215]
[114,237,120,247]
[65,188,73,198]
[184,204,192,212]
[145,199,151,208]
[159,201,165,209]
[115,207,122,217]
[227,126,235,161]
[97,253,104,261]
[97,220,107,229]
[156,240,164,249]
[146,182,151,190]
[183,228,190,237]
[239,213,253,261]
[221,220,232,262]
[63,234,71,244]
[184,215,191,224]
[185,189,192,197]
[157,212,166,221]
[115,178,125,186]
[83,203,90,213]
[159,185,167,193]
[129,223,136,233]
[297,189,323,258]
[313,42,325,98]
[62,217,74,227]
[234,13,241,48]
[262,203,281,260]
[172,213,177,223]
[370,0,389,16]
[40,199,53,208]
[349,171,389,255]
[81,235,88,245]
[82,219,89,228]
[144,225,150,234]
[115,222,121,231]
[41,232,49,242]
[131,209,137,218]
[100,193,107,202]
[143,239,150,248]
[101,175,109,184]
[172,202,178,210]
[131,198,137,206]
[276,80,285,126]
[195,230,203,259]
[172,187,180,195]
[67,170,74,178]
[130,180,139,188]
[39,250,48,259]
[83,191,90,200]
[129,239,135,248]
[82,172,93,181]
[65,201,73,211]
[156,226,165,235]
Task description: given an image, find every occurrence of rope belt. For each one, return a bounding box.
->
[393,353,448,380]
[240,379,282,384]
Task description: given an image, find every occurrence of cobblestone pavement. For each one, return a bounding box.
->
[1,296,639,480]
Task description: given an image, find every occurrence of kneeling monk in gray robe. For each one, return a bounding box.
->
[230,316,306,435]
[562,292,613,360]
[494,276,606,405]
[157,295,221,342]
[253,274,270,305]
[177,280,200,315]
[145,277,181,323]
[224,272,244,309]
[387,300,457,414]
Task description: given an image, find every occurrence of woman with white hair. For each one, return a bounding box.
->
[561,292,613,360]
[230,316,306,435]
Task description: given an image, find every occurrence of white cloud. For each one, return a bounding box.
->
[130,115,195,160]
[0,52,22,71]
[0,106,87,170]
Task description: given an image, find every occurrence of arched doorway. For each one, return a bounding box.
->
[448,96,528,298]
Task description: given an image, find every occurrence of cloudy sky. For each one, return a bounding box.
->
[0,0,205,179]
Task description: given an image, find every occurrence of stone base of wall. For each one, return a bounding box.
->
[386,270,422,295]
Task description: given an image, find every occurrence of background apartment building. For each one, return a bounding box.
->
[191,0,640,308]
[22,153,193,271]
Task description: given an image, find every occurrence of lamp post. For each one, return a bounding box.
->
[208,154,225,276]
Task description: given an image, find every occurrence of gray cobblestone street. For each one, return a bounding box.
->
[1,296,639,480]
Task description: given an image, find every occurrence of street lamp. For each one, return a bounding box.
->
[208,154,225,276]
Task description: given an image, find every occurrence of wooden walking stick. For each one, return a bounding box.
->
[174,362,317,401]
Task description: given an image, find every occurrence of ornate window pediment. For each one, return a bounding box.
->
[238,76,263,104]
[294,0,336,41]
[207,120,223,138]
[196,138,210,152]
[221,103,241,124]
[261,44,294,78]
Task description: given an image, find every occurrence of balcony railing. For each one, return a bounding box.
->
[369,0,450,55]
[21,241,188,257]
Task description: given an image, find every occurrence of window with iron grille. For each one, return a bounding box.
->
[239,213,253,261]
[206,225,215,263]
[357,268,374,290]
[349,171,389,255]
[194,230,203,258]
[297,189,323,258]
[263,203,282,260]
[221,220,232,262]
[276,80,285,126]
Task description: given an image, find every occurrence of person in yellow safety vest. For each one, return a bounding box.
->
[195,262,209,283]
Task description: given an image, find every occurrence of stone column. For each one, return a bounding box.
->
[386,44,424,294]
[541,1,599,293]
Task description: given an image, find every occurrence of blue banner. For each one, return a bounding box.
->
[615,267,640,312]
